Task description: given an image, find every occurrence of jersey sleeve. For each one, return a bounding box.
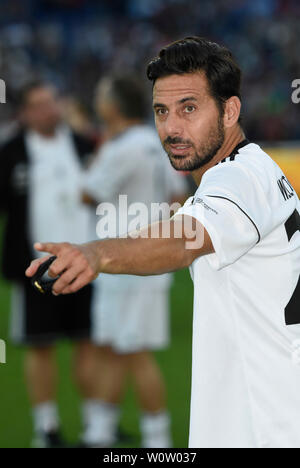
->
[81,143,138,202]
[174,162,273,270]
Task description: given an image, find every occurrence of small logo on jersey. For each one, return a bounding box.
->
[277,176,294,201]
[0,339,6,364]
[191,197,218,214]
[11,163,29,195]
[291,79,300,104]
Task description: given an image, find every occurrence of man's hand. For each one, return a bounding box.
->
[25,241,99,295]
[25,217,213,296]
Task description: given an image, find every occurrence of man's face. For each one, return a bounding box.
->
[22,86,62,135]
[153,72,225,171]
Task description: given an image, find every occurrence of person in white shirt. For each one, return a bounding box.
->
[0,81,97,448]
[27,36,300,448]
[80,75,188,448]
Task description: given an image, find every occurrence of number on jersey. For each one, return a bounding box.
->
[285,210,300,325]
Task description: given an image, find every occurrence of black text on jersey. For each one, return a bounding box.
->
[277,176,294,201]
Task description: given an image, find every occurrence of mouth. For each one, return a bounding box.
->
[169,144,192,156]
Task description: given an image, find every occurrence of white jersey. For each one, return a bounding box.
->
[82,124,187,290]
[26,126,91,252]
[175,140,300,448]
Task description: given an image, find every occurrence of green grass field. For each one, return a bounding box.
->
[0,216,194,448]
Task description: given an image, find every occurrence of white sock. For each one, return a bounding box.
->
[33,401,59,434]
[82,399,98,429]
[81,399,120,447]
[141,410,172,448]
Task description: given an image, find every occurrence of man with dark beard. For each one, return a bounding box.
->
[26,37,300,448]
[161,106,225,172]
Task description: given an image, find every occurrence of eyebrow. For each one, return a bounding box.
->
[153,96,197,109]
[178,96,197,104]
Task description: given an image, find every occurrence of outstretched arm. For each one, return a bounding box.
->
[25,216,214,295]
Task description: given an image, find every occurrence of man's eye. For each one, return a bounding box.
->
[156,108,167,116]
[184,105,196,113]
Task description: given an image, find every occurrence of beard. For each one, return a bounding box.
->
[163,114,225,172]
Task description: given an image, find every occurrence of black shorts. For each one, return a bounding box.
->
[10,280,93,346]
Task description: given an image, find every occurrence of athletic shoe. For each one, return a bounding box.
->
[31,430,67,448]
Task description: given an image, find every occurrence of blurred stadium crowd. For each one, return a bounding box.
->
[0,0,300,143]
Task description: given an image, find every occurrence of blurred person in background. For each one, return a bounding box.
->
[0,81,97,448]
[80,74,189,448]
[62,96,101,146]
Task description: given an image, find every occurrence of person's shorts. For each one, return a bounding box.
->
[10,280,93,346]
[91,283,170,354]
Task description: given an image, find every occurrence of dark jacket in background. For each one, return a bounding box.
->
[0,128,95,281]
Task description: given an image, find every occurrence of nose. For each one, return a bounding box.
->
[164,112,184,138]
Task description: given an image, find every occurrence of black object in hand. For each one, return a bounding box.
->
[31,256,58,294]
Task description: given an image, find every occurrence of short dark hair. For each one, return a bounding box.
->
[147,36,242,121]
[16,79,56,108]
[107,74,148,120]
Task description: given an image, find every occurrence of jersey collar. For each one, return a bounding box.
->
[218,139,250,164]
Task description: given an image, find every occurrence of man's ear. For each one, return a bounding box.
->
[223,96,241,128]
